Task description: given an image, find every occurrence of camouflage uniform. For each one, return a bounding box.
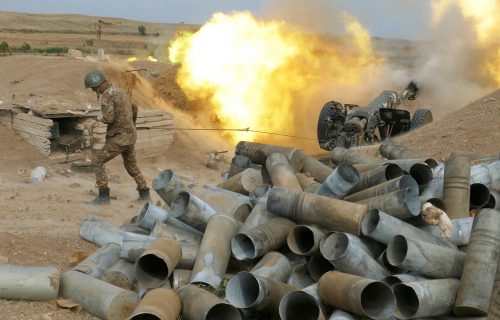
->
[92,84,148,190]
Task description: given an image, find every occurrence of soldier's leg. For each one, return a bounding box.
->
[91,142,122,188]
[121,145,148,190]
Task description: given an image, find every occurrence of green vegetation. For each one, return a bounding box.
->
[20,42,31,52]
[0,41,9,54]
[138,25,147,36]
[34,47,68,54]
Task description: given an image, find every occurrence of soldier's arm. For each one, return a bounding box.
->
[100,95,115,124]
[131,103,138,124]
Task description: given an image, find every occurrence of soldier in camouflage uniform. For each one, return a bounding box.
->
[84,70,150,204]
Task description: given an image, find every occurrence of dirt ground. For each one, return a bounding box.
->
[0,12,499,320]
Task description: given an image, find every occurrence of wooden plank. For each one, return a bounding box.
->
[46,152,85,164]
[13,124,52,138]
[13,118,52,132]
[23,139,51,149]
[15,131,51,144]
[12,112,53,126]
[136,119,174,128]
[135,115,166,124]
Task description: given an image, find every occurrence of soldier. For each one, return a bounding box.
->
[84,70,150,204]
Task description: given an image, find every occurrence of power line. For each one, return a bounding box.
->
[145,126,317,141]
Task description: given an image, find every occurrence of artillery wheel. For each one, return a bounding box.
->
[410,109,433,130]
[317,101,343,148]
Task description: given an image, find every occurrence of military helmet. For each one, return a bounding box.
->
[84,70,107,88]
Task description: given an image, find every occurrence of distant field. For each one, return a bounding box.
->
[0,10,418,67]
[0,11,198,57]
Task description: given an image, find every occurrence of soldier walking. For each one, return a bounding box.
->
[84,70,150,204]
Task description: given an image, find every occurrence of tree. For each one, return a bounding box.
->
[138,25,146,36]
[20,42,31,52]
[0,41,9,54]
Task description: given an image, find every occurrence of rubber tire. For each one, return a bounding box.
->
[411,109,433,130]
[317,101,340,145]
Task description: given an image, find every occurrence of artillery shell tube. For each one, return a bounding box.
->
[190,184,252,222]
[226,271,297,314]
[343,175,418,202]
[387,235,465,278]
[454,209,500,317]
[317,271,396,320]
[135,237,182,289]
[469,183,491,209]
[307,253,335,282]
[348,163,403,194]
[0,265,60,301]
[101,259,136,290]
[328,309,358,320]
[170,191,218,231]
[357,188,421,219]
[151,222,203,246]
[409,163,433,191]
[442,154,471,218]
[137,202,171,230]
[384,273,428,286]
[119,233,156,262]
[250,251,292,283]
[60,270,140,320]
[190,214,239,289]
[153,169,189,205]
[240,195,276,232]
[231,217,295,260]
[266,152,303,191]
[320,232,389,280]
[487,255,500,320]
[361,209,457,249]
[379,139,425,160]
[287,224,326,256]
[128,287,181,320]
[470,163,492,186]
[177,284,242,320]
[393,279,461,319]
[217,168,263,195]
[330,147,382,165]
[287,270,316,289]
[73,243,121,278]
[228,155,252,178]
[248,183,270,206]
[315,163,359,199]
[278,290,322,320]
[267,187,367,235]
[418,217,473,246]
[80,216,125,246]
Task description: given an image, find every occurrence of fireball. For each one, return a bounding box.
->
[168,11,381,144]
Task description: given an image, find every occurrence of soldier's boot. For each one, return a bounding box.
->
[88,187,111,205]
[138,188,151,201]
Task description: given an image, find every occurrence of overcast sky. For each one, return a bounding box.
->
[0,0,432,39]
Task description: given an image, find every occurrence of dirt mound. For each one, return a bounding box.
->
[0,55,98,109]
[398,89,500,160]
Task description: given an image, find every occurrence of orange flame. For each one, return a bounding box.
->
[169,12,382,144]
[432,0,500,86]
